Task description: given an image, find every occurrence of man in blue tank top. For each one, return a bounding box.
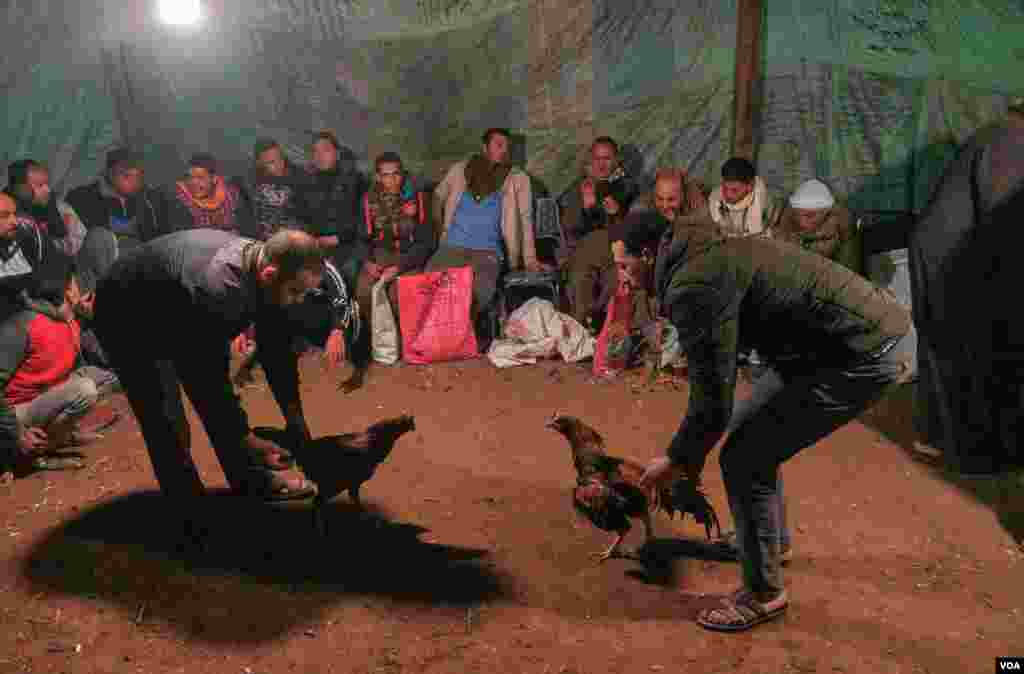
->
[427,128,546,347]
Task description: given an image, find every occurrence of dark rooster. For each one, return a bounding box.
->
[256,415,416,536]
[546,413,721,562]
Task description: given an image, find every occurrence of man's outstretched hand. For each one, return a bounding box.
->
[232,332,254,357]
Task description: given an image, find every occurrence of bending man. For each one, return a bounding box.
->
[90,229,347,543]
[636,225,910,632]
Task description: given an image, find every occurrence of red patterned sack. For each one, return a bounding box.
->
[397,266,479,364]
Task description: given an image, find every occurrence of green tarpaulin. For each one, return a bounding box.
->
[2,0,1021,210]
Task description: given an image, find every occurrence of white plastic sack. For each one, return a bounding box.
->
[371,278,399,365]
[487,298,595,368]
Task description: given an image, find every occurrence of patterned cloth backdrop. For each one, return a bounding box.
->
[2,0,1021,212]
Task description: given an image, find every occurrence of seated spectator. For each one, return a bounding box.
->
[605,210,675,346]
[559,137,639,329]
[0,254,107,476]
[769,179,862,274]
[235,137,362,389]
[345,152,435,390]
[172,153,256,236]
[242,138,307,241]
[582,169,701,333]
[71,149,182,318]
[0,192,59,321]
[5,159,87,257]
[681,156,779,238]
[428,127,546,347]
[289,130,366,290]
[66,148,179,255]
[629,167,708,221]
[678,158,781,368]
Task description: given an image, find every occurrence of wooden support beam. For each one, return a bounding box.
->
[732,0,764,161]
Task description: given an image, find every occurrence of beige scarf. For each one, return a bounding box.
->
[709,176,769,237]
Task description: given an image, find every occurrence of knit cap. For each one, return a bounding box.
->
[789,179,835,210]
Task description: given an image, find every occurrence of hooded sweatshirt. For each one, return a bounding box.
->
[0,221,58,321]
[0,299,79,461]
[65,176,176,250]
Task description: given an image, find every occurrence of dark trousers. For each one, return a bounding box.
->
[722,337,908,595]
[566,228,615,326]
[727,366,791,551]
[93,300,260,506]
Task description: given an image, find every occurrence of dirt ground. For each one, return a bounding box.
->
[1,354,1023,674]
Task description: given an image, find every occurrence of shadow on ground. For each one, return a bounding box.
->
[22,490,510,643]
[859,382,1024,546]
[626,537,739,587]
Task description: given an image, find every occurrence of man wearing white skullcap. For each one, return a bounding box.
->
[770,179,862,275]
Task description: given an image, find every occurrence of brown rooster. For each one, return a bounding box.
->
[255,415,416,536]
[546,413,721,562]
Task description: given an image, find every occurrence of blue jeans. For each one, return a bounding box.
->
[727,366,790,552]
[721,336,908,595]
[13,369,101,445]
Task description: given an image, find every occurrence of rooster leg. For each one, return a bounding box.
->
[592,532,629,563]
[312,497,327,537]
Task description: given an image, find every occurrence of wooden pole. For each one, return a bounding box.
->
[732,0,764,161]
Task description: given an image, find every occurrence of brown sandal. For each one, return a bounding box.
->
[31,455,86,471]
[696,589,788,632]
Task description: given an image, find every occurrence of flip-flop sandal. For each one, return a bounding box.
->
[31,456,86,471]
[261,475,317,503]
[696,590,787,632]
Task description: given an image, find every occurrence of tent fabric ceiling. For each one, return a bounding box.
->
[2,0,1022,211]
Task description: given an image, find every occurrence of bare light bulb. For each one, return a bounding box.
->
[158,0,203,26]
